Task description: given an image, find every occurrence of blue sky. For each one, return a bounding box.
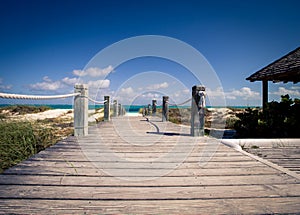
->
[0,0,299,106]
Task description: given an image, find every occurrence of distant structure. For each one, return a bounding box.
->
[246,47,300,109]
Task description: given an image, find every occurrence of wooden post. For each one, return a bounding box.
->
[191,85,206,136]
[121,105,126,116]
[113,100,118,117]
[262,80,268,110]
[74,84,88,136]
[162,96,169,122]
[104,96,110,121]
[152,99,157,116]
[118,104,122,116]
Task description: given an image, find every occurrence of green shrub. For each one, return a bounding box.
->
[0,120,60,172]
[234,94,300,138]
[0,105,51,115]
[0,121,37,172]
[225,117,238,129]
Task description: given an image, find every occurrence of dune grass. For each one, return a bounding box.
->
[0,119,73,173]
[0,105,52,115]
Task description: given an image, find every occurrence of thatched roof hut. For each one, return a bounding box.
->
[246,47,300,109]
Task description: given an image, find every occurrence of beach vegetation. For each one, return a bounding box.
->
[0,107,73,173]
[0,105,52,115]
[234,94,300,138]
[0,120,61,172]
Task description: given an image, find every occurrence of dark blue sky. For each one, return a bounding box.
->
[0,0,299,105]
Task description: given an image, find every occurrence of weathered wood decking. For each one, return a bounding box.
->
[0,116,300,214]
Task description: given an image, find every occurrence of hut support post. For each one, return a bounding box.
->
[262,80,268,110]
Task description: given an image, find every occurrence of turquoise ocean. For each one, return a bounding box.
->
[0,104,259,113]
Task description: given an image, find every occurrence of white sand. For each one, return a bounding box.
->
[125,112,142,117]
[22,109,73,120]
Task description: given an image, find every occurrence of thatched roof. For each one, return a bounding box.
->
[246,47,300,83]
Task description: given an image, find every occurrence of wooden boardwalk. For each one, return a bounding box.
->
[246,145,300,174]
[0,116,300,214]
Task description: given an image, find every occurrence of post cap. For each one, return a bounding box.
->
[75,84,88,89]
[192,85,205,91]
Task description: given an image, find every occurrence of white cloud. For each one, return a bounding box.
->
[29,73,110,92]
[120,87,134,96]
[182,89,190,94]
[172,89,190,98]
[42,76,52,82]
[206,87,226,98]
[62,77,80,86]
[73,66,114,77]
[291,86,300,90]
[207,87,260,100]
[271,87,300,97]
[141,92,161,99]
[145,82,169,90]
[0,84,12,90]
[229,87,260,100]
[0,78,12,90]
[29,80,62,91]
[88,79,110,89]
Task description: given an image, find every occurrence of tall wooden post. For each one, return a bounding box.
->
[162,96,169,122]
[113,100,118,117]
[152,99,157,116]
[191,85,206,136]
[104,96,110,121]
[74,84,88,136]
[262,80,268,110]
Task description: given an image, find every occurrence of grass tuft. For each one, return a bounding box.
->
[0,119,73,173]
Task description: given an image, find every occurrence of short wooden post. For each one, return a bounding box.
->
[118,104,122,116]
[152,99,157,116]
[191,85,206,136]
[162,96,169,122]
[113,100,118,117]
[104,96,110,121]
[122,106,126,116]
[74,84,88,136]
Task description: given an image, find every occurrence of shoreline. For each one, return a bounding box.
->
[0,103,261,110]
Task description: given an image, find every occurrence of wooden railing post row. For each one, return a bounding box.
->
[152,99,157,116]
[162,96,169,122]
[104,96,110,121]
[113,100,118,117]
[74,84,88,136]
[191,85,206,136]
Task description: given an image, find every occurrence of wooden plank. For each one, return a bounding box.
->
[8,160,267,169]
[27,155,254,162]
[3,166,279,177]
[245,143,300,174]
[0,197,299,214]
[1,184,300,200]
[0,174,297,186]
